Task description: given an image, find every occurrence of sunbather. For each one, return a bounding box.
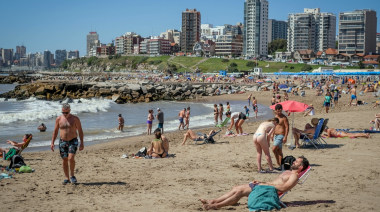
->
[292,118,319,148]
[147,128,169,158]
[199,156,309,210]
[0,134,33,157]
[324,127,370,138]
[181,129,216,146]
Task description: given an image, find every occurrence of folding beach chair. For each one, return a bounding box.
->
[316,119,328,146]
[18,135,32,156]
[300,119,324,149]
[194,130,221,145]
[216,117,230,140]
[278,166,312,208]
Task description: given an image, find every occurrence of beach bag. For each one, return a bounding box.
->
[19,165,33,173]
[281,156,296,170]
[9,155,26,169]
[135,147,147,157]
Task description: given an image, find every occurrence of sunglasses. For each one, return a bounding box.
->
[62,112,69,114]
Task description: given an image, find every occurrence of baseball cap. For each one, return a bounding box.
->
[157,108,160,111]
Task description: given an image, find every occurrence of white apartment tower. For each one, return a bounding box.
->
[243,0,269,57]
[288,8,336,52]
[87,32,99,56]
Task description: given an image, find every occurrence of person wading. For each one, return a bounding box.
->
[51,103,84,184]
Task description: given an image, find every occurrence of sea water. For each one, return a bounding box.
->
[0,84,272,151]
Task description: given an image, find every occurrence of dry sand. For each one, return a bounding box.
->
[1,89,380,212]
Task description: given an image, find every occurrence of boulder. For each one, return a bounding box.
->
[141,86,147,94]
[61,98,73,104]
[112,94,121,102]
[184,90,192,96]
[35,87,46,96]
[35,95,47,100]
[192,85,202,89]
[156,86,165,91]
[205,87,215,94]
[197,89,204,94]
[127,84,141,92]
[99,88,112,95]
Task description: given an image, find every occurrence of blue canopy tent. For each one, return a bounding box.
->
[279,84,288,89]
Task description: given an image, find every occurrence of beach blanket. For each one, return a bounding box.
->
[248,185,281,212]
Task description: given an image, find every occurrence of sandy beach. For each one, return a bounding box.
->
[1,89,380,212]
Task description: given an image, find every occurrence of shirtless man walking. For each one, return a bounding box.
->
[252,97,258,119]
[348,85,358,106]
[184,107,190,129]
[247,93,252,106]
[199,156,309,210]
[178,108,186,130]
[272,104,289,169]
[51,103,84,184]
[118,114,125,132]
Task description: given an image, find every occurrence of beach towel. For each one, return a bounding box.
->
[248,185,281,212]
[5,148,17,160]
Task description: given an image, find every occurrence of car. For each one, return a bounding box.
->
[298,61,304,64]
[281,60,286,63]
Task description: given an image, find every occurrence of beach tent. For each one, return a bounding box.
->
[270,101,310,148]
[348,79,356,84]
[279,84,288,89]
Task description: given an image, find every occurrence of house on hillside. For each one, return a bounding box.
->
[294,50,315,62]
[363,55,380,67]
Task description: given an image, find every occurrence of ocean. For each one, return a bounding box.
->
[0,84,272,152]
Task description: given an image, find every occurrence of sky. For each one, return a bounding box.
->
[0,0,379,57]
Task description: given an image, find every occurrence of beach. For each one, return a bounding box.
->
[1,89,380,211]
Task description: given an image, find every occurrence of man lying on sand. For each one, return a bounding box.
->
[324,127,370,138]
[199,156,309,210]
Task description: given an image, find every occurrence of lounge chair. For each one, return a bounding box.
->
[195,130,221,145]
[216,117,230,140]
[316,119,329,146]
[300,119,324,149]
[18,135,33,156]
[278,166,312,208]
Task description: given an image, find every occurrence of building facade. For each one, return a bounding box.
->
[243,0,269,57]
[181,9,201,53]
[140,37,171,55]
[268,19,288,42]
[215,35,244,57]
[55,50,67,66]
[288,8,336,53]
[338,9,377,56]
[67,50,79,59]
[43,50,51,69]
[1,49,13,66]
[115,34,144,55]
[160,29,181,44]
[87,32,99,56]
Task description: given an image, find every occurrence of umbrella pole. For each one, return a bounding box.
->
[291,112,294,146]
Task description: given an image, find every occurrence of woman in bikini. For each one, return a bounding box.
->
[184,107,190,130]
[283,91,289,101]
[219,103,224,122]
[226,102,231,112]
[148,130,167,158]
[253,118,279,173]
[275,95,282,103]
[324,127,370,138]
[147,110,154,135]
[214,104,219,124]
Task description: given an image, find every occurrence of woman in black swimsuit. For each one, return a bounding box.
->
[148,130,167,158]
[214,104,219,124]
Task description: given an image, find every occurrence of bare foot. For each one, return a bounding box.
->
[204,203,219,210]
[366,133,371,138]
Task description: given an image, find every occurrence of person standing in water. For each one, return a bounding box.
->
[51,103,84,184]
[178,108,186,130]
[253,118,279,173]
[156,108,164,134]
[226,102,231,112]
[118,114,124,132]
[147,110,154,135]
[252,97,258,119]
[247,93,252,106]
[184,107,190,130]
[219,103,224,122]
[214,104,219,124]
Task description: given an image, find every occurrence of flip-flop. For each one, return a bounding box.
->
[62,179,70,185]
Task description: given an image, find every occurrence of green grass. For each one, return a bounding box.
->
[170,56,204,68]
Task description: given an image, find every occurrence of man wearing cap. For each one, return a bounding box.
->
[156,108,164,133]
[291,118,319,148]
[118,114,124,132]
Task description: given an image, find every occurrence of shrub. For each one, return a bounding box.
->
[108,55,114,60]
[153,60,162,65]
[246,61,258,67]
[87,56,98,66]
[301,65,313,71]
[222,59,229,63]
[290,66,295,69]
[228,67,239,72]
[138,56,149,64]
[148,61,155,65]
[368,65,374,69]
[230,62,238,67]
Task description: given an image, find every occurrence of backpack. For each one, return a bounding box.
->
[281,156,296,170]
[135,147,147,157]
[10,155,27,169]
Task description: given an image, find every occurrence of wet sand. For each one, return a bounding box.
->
[1,90,380,211]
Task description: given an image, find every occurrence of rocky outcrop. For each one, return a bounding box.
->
[0,75,33,84]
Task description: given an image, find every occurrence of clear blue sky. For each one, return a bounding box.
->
[0,0,379,57]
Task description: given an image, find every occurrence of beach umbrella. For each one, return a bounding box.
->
[278,84,288,89]
[256,80,263,83]
[248,77,254,80]
[270,101,310,148]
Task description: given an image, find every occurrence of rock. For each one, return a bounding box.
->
[197,89,204,94]
[156,86,165,91]
[171,85,176,90]
[127,84,141,92]
[184,90,192,96]
[34,87,46,96]
[192,85,202,89]
[112,94,121,102]
[181,85,193,92]
[35,95,47,100]
[141,86,147,94]
[205,87,215,94]
[116,99,124,104]
[163,93,172,100]
[62,98,73,104]
[99,88,112,95]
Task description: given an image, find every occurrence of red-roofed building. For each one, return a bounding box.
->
[363,55,380,66]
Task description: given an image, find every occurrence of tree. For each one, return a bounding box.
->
[301,65,313,71]
[221,59,229,63]
[200,51,204,57]
[231,53,236,59]
[230,62,237,67]
[108,55,114,60]
[290,66,295,69]
[61,60,68,69]
[246,61,258,67]
[368,65,374,69]
[358,60,364,69]
[228,67,238,73]
[268,39,287,54]
[335,41,338,49]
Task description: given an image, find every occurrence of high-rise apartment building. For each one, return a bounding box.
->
[1,49,13,66]
[67,50,79,59]
[181,9,201,53]
[160,29,181,44]
[243,0,269,57]
[215,34,244,57]
[87,32,99,56]
[20,45,26,58]
[43,50,51,68]
[55,50,67,66]
[268,19,288,42]
[139,37,171,55]
[288,8,336,53]
[115,34,144,55]
[338,9,377,56]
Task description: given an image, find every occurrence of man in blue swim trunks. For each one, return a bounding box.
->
[178,108,186,130]
[348,85,358,106]
[272,104,289,170]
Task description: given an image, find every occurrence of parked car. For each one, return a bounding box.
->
[298,61,304,64]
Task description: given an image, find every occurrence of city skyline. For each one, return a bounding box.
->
[0,0,379,56]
